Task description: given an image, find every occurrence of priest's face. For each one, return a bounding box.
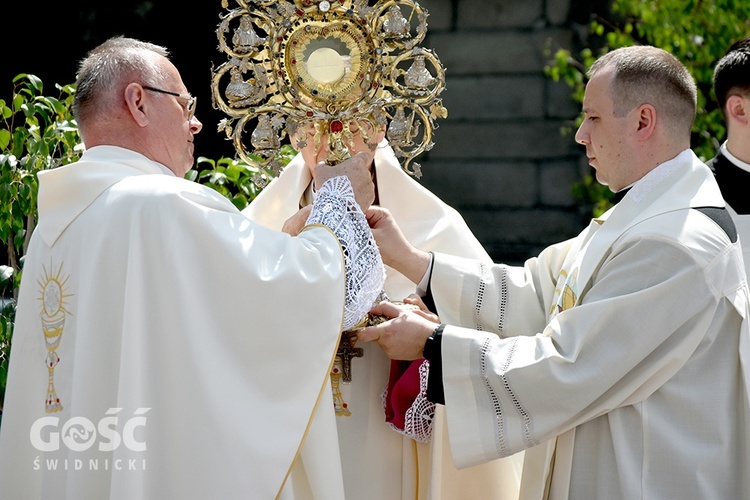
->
[144,59,203,177]
[292,120,385,173]
[575,67,637,192]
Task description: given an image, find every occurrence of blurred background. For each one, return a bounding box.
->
[2,1,236,158]
[2,0,602,263]
[5,0,745,263]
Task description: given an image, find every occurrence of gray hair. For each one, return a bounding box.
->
[588,45,697,136]
[72,36,171,126]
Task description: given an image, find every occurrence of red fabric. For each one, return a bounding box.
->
[384,358,425,430]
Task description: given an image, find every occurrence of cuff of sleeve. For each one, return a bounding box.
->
[416,252,435,297]
[423,323,445,404]
[419,252,437,313]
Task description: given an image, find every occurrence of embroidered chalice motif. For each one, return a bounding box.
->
[38,262,72,413]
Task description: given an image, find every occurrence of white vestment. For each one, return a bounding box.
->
[0,145,383,499]
[430,150,750,499]
[243,142,523,499]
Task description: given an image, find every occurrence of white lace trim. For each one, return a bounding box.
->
[383,359,436,443]
[631,149,690,203]
[306,176,385,330]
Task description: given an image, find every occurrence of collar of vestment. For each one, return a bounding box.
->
[582,149,724,293]
[36,145,171,247]
[612,187,631,204]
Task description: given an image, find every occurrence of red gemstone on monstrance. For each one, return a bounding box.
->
[330,120,343,132]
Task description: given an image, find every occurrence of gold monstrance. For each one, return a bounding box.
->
[211,0,446,392]
[211,0,447,186]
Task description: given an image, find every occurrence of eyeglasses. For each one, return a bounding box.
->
[143,85,197,120]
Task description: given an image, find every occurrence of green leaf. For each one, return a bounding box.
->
[209,171,228,185]
[26,74,43,94]
[0,266,13,287]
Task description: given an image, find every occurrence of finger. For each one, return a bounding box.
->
[356,325,383,343]
[403,294,426,309]
[365,206,387,228]
[368,300,405,317]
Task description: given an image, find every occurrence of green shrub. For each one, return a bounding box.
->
[0,75,80,413]
[187,146,294,210]
[547,0,750,215]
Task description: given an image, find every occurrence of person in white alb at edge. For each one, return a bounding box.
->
[359,45,750,500]
[235,0,523,496]
[245,123,523,499]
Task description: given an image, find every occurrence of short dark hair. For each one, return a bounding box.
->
[713,37,750,120]
[588,45,697,137]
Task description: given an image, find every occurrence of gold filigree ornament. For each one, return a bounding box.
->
[212,0,448,186]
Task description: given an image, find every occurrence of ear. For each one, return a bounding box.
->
[124,83,149,127]
[634,104,656,140]
[726,95,749,126]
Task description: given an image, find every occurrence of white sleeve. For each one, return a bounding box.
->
[306,175,385,330]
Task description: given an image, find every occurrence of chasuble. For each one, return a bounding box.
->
[0,145,383,499]
[243,142,524,499]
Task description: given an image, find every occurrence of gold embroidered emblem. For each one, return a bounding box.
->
[38,262,72,413]
[560,283,577,312]
[553,267,578,316]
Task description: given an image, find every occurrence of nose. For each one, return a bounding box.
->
[190,115,203,134]
[574,121,588,145]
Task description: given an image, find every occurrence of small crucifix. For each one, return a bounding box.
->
[336,331,363,384]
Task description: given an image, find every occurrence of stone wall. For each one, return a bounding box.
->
[414,0,590,263]
[0,0,592,266]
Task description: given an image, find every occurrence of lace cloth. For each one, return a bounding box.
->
[306,175,385,330]
[383,358,435,442]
